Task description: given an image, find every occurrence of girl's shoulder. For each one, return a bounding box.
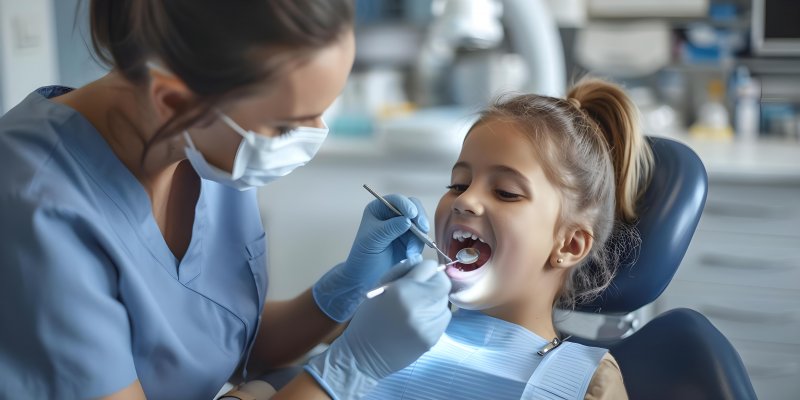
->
[585,353,628,400]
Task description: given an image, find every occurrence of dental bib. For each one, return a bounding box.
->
[364,310,608,400]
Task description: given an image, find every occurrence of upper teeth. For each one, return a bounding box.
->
[452,229,486,243]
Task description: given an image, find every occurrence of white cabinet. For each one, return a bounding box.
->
[656,177,800,400]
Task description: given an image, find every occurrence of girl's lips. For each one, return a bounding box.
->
[446,261,487,279]
[446,260,493,289]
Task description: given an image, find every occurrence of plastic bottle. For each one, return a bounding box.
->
[733,66,761,142]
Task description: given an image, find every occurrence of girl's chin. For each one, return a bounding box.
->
[450,298,497,311]
[448,262,503,310]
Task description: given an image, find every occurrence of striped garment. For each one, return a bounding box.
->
[365,310,607,400]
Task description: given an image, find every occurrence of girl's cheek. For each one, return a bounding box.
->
[498,240,532,281]
[434,200,450,237]
[496,249,520,281]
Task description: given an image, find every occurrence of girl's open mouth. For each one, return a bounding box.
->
[446,228,492,273]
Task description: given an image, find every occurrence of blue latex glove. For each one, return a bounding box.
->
[305,259,452,399]
[313,194,429,322]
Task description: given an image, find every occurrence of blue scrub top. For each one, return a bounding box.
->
[0,87,268,399]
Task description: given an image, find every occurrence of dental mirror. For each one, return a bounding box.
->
[367,248,481,299]
[450,248,480,265]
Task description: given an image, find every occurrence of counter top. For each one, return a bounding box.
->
[670,136,800,181]
[315,134,800,181]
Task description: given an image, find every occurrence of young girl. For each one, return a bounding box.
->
[364,78,652,400]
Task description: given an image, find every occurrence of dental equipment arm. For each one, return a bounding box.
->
[413,0,565,106]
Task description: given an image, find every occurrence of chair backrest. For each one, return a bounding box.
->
[569,138,756,398]
[576,136,708,314]
[608,308,757,400]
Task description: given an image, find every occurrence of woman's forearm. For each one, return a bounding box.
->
[271,371,331,400]
[97,380,146,400]
[249,288,341,372]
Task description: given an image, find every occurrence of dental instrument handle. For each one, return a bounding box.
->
[362,184,453,264]
[366,264,446,299]
[408,224,452,263]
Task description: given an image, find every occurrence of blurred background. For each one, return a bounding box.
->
[1,1,798,398]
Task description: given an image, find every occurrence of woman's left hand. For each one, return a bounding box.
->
[312,194,428,322]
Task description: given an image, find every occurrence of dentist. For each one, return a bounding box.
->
[0,1,451,399]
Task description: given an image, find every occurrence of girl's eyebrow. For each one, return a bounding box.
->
[489,165,530,183]
[491,165,535,199]
[452,162,530,183]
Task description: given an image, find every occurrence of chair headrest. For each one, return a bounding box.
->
[576,137,708,314]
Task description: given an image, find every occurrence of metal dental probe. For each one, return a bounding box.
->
[362,184,453,264]
[365,246,486,298]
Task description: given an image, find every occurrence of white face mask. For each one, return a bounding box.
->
[184,111,328,191]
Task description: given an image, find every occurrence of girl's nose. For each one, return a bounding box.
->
[452,188,484,216]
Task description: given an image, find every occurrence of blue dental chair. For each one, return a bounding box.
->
[572,136,757,400]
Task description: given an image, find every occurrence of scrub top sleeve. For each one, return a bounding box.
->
[0,198,137,399]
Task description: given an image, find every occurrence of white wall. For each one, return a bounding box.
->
[0,0,105,112]
[51,0,106,88]
[0,0,59,112]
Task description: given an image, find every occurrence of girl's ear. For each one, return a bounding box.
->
[549,227,593,269]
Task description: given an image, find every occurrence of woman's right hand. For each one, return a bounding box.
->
[313,194,429,323]
[304,259,452,399]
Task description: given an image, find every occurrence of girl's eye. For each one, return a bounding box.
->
[496,190,522,200]
[446,184,468,193]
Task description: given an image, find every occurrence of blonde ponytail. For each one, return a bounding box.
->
[568,78,653,222]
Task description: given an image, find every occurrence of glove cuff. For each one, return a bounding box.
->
[312,262,363,323]
[305,344,379,400]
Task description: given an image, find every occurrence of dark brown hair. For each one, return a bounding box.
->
[475,78,653,309]
[89,0,354,151]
